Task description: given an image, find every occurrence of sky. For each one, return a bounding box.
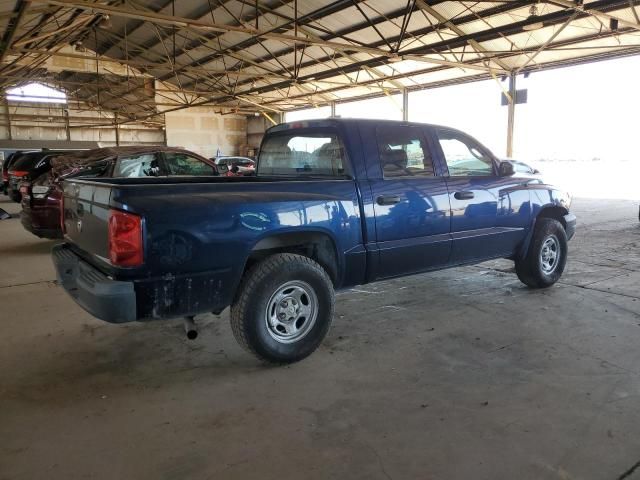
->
[285,55,640,199]
[6,82,67,104]
[286,55,640,162]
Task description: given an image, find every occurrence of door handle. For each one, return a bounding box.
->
[376,194,401,206]
[454,191,475,200]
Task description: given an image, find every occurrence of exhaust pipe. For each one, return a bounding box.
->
[184,316,198,340]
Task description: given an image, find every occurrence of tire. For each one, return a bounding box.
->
[230,253,335,363]
[515,218,568,289]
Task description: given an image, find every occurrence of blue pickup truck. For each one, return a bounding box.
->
[53,118,576,363]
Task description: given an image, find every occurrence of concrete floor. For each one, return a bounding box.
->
[2,196,640,480]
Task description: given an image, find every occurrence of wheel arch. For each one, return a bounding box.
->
[242,229,341,287]
[517,204,569,260]
[536,205,569,229]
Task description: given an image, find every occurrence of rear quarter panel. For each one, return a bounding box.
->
[109,180,364,285]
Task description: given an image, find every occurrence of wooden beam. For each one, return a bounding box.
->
[0,1,30,64]
[13,47,291,80]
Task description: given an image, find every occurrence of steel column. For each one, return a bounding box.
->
[115,113,120,146]
[4,100,12,140]
[506,73,516,158]
[402,88,409,122]
[64,108,70,141]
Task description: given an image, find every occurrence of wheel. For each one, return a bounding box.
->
[515,218,568,289]
[230,253,335,363]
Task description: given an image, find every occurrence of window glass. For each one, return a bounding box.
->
[113,154,159,178]
[437,130,494,176]
[258,132,346,177]
[377,126,434,178]
[512,161,533,174]
[164,152,214,176]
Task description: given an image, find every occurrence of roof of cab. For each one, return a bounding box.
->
[266,117,447,134]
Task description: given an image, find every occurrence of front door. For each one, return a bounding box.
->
[367,124,451,279]
[433,128,524,264]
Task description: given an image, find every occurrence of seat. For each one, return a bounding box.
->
[380,149,409,177]
[314,142,344,173]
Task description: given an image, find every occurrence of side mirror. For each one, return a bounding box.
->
[499,161,515,177]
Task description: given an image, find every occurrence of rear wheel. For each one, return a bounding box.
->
[230,253,335,363]
[515,218,568,288]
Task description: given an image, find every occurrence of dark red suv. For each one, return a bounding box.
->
[21,146,218,239]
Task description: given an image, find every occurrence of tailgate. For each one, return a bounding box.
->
[62,179,112,261]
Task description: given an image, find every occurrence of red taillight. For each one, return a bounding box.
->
[108,210,143,267]
[9,170,28,177]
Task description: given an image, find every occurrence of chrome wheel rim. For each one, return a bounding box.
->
[265,280,318,344]
[540,235,560,274]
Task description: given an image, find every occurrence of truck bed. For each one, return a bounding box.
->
[60,175,366,320]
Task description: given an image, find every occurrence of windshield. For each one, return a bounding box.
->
[258,131,347,177]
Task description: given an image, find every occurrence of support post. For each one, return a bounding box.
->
[506,73,516,158]
[330,101,336,117]
[114,113,120,146]
[64,108,71,141]
[402,88,409,122]
[4,99,12,140]
[163,113,168,146]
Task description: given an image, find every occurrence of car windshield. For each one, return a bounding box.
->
[258,131,347,177]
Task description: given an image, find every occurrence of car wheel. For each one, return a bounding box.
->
[515,218,568,289]
[230,253,335,363]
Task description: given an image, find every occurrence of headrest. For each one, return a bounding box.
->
[381,149,408,170]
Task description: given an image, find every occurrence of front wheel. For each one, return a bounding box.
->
[515,218,568,288]
[230,253,335,363]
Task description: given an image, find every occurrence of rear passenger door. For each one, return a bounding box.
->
[367,124,451,279]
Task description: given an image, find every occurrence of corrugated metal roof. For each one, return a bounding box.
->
[0,0,638,121]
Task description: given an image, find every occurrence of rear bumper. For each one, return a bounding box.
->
[52,244,235,323]
[52,244,137,323]
[564,212,577,240]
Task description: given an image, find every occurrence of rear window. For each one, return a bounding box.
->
[11,153,46,170]
[11,151,71,171]
[258,131,347,177]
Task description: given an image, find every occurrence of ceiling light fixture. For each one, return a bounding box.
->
[98,14,113,30]
[522,4,544,32]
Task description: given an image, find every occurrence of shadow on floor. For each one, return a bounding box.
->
[0,239,59,255]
